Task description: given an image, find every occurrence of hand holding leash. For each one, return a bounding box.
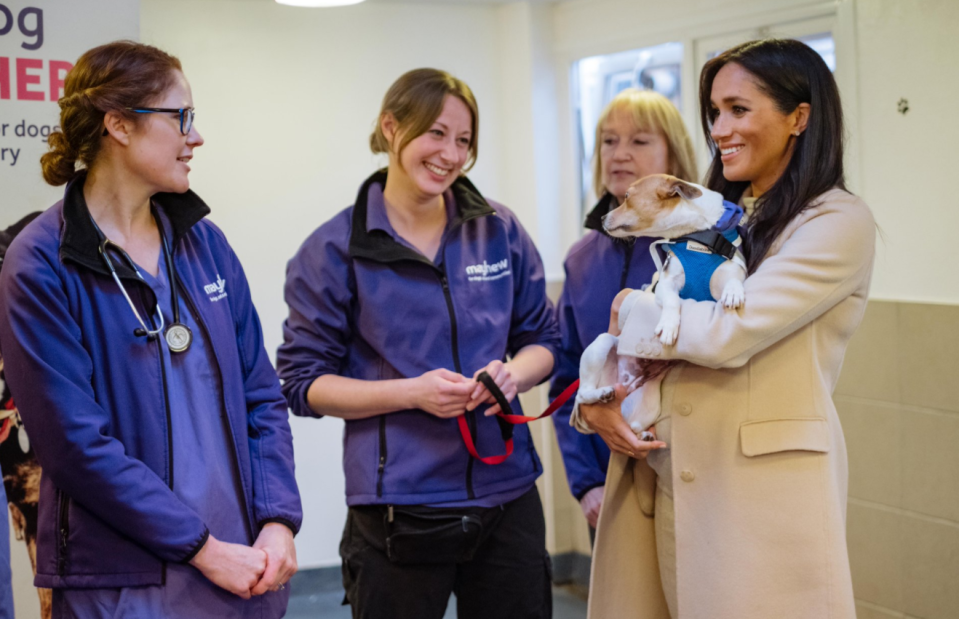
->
[467,360,517,416]
[409,368,475,419]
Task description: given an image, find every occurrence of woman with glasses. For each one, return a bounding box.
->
[0,41,302,618]
[277,68,559,619]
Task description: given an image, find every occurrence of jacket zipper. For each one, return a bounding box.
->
[362,210,489,501]
[56,490,70,576]
[438,269,476,499]
[376,416,387,498]
[620,241,635,290]
[142,285,173,585]
[177,281,255,543]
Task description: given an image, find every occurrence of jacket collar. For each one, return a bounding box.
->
[59,171,211,277]
[348,169,495,265]
[583,193,617,234]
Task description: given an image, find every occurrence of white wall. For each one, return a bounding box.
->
[141,0,509,568]
[854,0,959,303]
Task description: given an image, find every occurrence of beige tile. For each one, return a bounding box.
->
[835,301,900,403]
[902,515,959,619]
[847,503,903,612]
[546,280,564,304]
[901,409,959,522]
[837,399,902,508]
[854,602,904,619]
[552,501,575,554]
[898,303,959,413]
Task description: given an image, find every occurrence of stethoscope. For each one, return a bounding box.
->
[90,211,193,353]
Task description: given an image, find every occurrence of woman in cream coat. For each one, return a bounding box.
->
[579,39,875,619]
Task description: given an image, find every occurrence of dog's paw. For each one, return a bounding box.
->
[720,281,745,309]
[655,318,679,345]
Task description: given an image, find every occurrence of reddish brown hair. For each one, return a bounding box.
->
[41,40,182,186]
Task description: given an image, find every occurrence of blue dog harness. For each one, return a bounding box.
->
[650,201,745,302]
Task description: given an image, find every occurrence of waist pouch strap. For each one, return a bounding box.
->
[352,503,505,564]
[456,372,579,465]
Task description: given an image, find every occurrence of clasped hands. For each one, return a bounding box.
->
[190,522,297,599]
[409,360,517,419]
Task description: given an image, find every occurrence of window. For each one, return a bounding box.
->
[573,41,683,210]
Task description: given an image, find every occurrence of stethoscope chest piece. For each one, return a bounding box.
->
[165,323,193,353]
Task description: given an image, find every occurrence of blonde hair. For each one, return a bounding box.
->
[592,89,698,198]
[370,68,479,172]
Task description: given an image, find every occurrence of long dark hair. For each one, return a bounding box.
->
[699,38,845,273]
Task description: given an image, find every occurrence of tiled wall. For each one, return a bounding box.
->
[836,300,959,619]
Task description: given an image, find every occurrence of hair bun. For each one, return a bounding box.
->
[40,131,79,186]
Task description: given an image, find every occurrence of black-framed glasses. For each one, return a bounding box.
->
[126,107,195,135]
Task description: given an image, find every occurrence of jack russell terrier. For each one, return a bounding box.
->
[571,174,746,439]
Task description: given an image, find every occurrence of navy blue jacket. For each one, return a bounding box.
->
[549,195,659,501]
[277,171,560,506]
[0,174,302,589]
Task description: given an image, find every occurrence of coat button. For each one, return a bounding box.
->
[680,470,695,483]
[678,403,692,416]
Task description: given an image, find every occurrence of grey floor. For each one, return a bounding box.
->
[285,568,588,619]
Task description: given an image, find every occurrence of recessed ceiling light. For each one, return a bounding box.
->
[276,0,366,7]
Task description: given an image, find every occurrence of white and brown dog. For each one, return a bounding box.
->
[571,174,746,438]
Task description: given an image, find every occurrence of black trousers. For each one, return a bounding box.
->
[340,487,552,619]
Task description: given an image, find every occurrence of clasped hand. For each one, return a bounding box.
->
[190,523,297,599]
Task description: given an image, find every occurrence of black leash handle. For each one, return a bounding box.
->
[476,371,515,441]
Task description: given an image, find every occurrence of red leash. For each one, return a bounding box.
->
[457,373,580,465]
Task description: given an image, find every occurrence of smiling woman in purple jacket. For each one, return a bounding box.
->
[277,69,560,619]
[0,41,302,618]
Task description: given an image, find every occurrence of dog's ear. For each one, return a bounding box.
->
[657,178,703,201]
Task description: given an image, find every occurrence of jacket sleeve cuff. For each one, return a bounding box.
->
[574,482,605,502]
[259,517,299,537]
[179,528,211,564]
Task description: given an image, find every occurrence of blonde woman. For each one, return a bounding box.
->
[549,89,696,533]
[277,68,560,619]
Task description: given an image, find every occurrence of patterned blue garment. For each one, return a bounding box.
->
[54,238,288,619]
[0,464,13,619]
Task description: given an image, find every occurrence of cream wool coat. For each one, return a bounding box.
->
[587,188,876,619]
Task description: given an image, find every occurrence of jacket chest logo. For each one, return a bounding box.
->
[465,258,510,282]
[203,274,228,302]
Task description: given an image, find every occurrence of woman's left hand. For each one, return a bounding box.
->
[250,523,298,596]
[466,360,517,416]
[579,384,666,458]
